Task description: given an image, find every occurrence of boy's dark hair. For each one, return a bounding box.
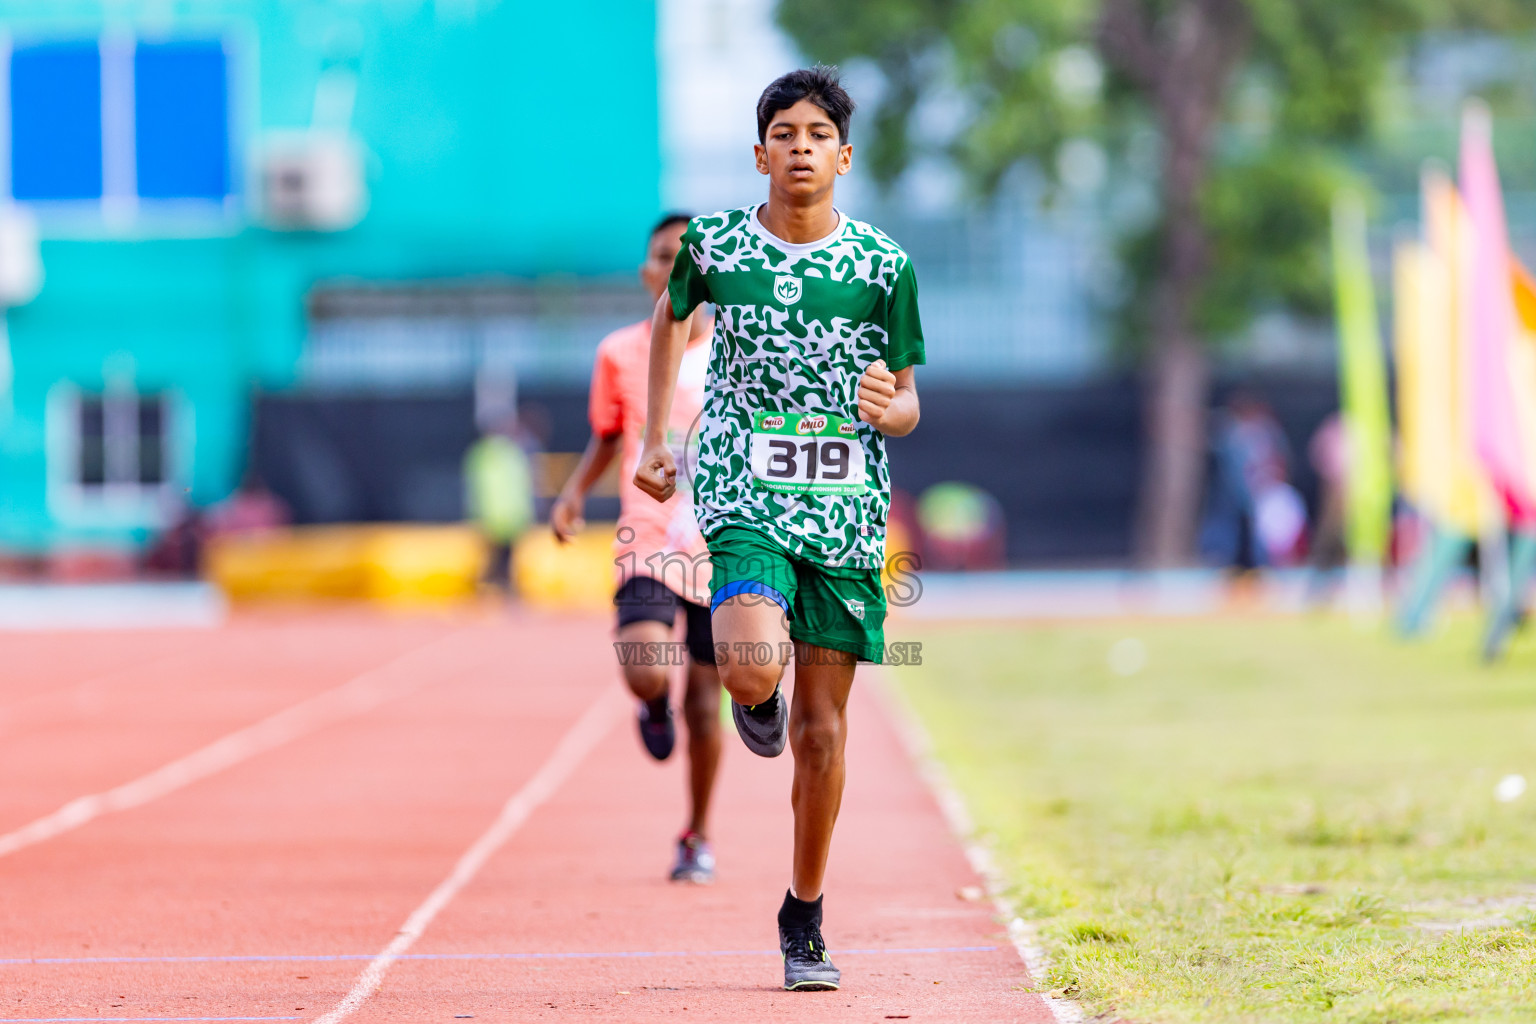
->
[649,211,694,240]
[756,65,855,144]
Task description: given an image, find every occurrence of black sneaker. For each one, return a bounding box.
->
[731,685,786,758]
[668,830,716,884]
[637,696,675,761]
[781,917,840,991]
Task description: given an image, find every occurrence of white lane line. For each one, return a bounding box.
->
[311,687,625,1024]
[868,668,1084,1024]
[0,630,479,859]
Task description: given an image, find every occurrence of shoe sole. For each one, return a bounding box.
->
[731,693,786,757]
[668,870,715,884]
[784,978,840,991]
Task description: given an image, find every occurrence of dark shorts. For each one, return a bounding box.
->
[614,575,716,666]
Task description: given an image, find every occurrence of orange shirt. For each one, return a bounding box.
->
[588,318,713,606]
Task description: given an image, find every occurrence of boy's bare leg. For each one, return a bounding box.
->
[710,602,855,897]
[682,658,723,836]
[787,643,855,900]
[615,619,671,701]
[710,595,790,706]
[617,618,724,839]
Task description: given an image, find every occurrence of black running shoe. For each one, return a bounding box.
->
[781,918,840,991]
[731,685,786,758]
[668,830,716,884]
[637,697,675,761]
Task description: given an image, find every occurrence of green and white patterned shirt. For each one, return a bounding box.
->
[669,205,925,571]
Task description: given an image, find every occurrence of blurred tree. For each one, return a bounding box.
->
[777,0,1536,565]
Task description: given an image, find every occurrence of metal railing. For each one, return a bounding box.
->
[299,196,1536,391]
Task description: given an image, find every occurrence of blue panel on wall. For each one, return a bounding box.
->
[10,43,104,201]
[134,42,229,200]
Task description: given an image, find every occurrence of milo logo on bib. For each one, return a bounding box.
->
[748,412,868,496]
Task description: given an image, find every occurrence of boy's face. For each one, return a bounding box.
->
[754,98,852,200]
[640,222,686,299]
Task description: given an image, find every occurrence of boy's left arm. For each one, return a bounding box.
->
[856,359,920,437]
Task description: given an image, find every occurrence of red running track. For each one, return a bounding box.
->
[0,609,1054,1023]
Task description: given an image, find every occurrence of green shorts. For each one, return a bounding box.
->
[707,525,887,663]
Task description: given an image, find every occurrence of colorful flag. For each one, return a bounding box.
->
[1459,101,1534,521]
[1402,170,1493,536]
[1332,193,1393,566]
[1508,261,1536,497]
[1393,240,1436,512]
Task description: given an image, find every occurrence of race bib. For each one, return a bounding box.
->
[749,412,868,495]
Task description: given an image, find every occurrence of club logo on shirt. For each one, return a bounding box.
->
[774,275,802,305]
[845,598,865,621]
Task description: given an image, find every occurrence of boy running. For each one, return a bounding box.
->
[551,213,721,884]
[634,67,924,991]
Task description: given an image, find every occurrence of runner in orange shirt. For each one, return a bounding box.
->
[551,213,720,883]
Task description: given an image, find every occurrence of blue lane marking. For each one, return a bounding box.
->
[0,945,996,966]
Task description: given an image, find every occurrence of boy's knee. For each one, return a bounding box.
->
[621,663,668,702]
[790,715,843,772]
[717,656,781,706]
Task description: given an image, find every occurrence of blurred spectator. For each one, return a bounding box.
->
[916,482,1006,571]
[205,471,291,537]
[0,551,45,581]
[1307,412,1349,580]
[1200,391,1305,569]
[142,496,207,579]
[1255,480,1308,567]
[464,415,535,594]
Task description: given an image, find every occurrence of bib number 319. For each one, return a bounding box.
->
[749,412,868,495]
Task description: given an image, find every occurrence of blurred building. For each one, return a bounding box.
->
[0,0,660,556]
[0,0,1131,567]
[3,2,1530,568]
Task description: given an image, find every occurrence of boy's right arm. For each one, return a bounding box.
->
[550,432,620,544]
[633,293,691,502]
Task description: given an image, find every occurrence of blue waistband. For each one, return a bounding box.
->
[710,579,790,615]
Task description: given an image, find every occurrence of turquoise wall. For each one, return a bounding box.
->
[0,0,660,552]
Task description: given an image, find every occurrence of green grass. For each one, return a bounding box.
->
[893,614,1536,1023]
